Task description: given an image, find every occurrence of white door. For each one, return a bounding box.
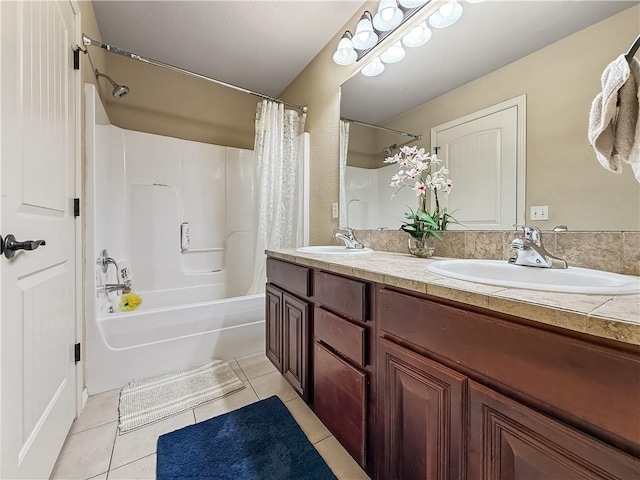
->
[1,1,79,478]
[432,97,525,230]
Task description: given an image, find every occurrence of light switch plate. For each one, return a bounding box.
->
[531,205,548,220]
[332,202,339,219]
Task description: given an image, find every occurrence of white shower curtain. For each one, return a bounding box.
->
[339,119,350,229]
[248,100,306,294]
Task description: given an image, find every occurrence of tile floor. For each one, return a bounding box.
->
[51,353,370,480]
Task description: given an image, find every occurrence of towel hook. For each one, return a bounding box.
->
[624,34,640,63]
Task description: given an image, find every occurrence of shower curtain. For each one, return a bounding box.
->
[339,119,350,229]
[248,100,306,294]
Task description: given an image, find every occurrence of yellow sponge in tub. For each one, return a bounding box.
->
[120,292,142,312]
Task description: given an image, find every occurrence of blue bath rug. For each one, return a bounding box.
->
[156,395,337,480]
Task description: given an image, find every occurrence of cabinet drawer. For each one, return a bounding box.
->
[266,258,311,298]
[315,307,366,367]
[314,342,367,467]
[315,271,367,322]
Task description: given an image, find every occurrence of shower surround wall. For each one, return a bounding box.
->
[94,124,255,299]
[346,165,415,231]
[85,85,263,393]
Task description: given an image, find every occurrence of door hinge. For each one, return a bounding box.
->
[434,146,440,155]
[73,48,80,71]
[74,198,80,217]
[74,343,81,363]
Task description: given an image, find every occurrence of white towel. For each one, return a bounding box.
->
[589,55,640,182]
[621,58,640,182]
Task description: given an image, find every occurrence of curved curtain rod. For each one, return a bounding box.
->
[81,35,308,113]
[341,117,422,140]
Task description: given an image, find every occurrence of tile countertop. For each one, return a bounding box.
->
[266,249,640,347]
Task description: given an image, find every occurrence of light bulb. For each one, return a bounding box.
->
[402,21,432,48]
[429,0,462,28]
[361,57,385,77]
[373,0,403,31]
[381,7,395,21]
[352,12,378,50]
[332,33,357,65]
[380,41,405,64]
[439,2,454,16]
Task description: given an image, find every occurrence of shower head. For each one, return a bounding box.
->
[383,144,397,156]
[95,69,130,98]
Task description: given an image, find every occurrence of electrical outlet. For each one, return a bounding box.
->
[530,205,549,220]
[332,202,339,219]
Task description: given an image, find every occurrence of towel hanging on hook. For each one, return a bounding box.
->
[624,34,640,63]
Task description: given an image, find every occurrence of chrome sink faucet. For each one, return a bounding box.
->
[509,226,568,269]
[335,227,365,249]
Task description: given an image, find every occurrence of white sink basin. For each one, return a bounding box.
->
[427,259,640,295]
[296,246,374,255]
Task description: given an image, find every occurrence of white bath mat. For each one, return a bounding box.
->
[118,360,245,433]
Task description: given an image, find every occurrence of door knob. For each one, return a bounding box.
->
[0,234,46,259]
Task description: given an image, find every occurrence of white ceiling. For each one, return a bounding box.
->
[341,1,637,125]
[91,0,365,97]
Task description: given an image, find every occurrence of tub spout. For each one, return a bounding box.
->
[99,281,131,295]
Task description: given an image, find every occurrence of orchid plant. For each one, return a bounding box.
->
[384,145,457,239]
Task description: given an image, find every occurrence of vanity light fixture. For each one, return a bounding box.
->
[373,0,404,32]
[402,21,432,48]
[332,31,357,66]
[380,41,406,63]
[361,57,386,77]
[352,11,379,50]
[429,0,463,29]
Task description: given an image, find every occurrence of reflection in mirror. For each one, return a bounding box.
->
[340,1,640,232]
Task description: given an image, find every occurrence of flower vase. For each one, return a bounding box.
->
[408,234,438,258]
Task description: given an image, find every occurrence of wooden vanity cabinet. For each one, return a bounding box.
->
[377,285,640,480]
[265,258,312,401]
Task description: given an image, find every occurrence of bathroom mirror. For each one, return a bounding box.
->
[339,1,640,232]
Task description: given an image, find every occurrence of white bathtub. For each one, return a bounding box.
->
[87,290,265,394]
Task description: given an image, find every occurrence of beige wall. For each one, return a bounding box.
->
[381,6,640,231]
[80,3,257,151]
[346,122,381,168]
[103,54,258,150]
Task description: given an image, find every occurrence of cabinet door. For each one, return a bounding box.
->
[314,342,367,467]
[265,284,283,371]
[378,338,466,480]
[282,292,309,401]
[468,381,640,480]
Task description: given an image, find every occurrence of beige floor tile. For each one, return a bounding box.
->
[107,454,156,480]
[88,474,107,480]
[227,358,247,381]
[71,388,121,434]
[193,381,259,422]
[235,352,277,379]
[51,422,117,480]
[315,436,370,480]
[285,397,331,444]
[248,371,298,402]
[110,411,194,470]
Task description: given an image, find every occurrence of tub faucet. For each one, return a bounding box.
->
[99,279,132,295]
[509,226,568,269]
[335,228,365,249]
